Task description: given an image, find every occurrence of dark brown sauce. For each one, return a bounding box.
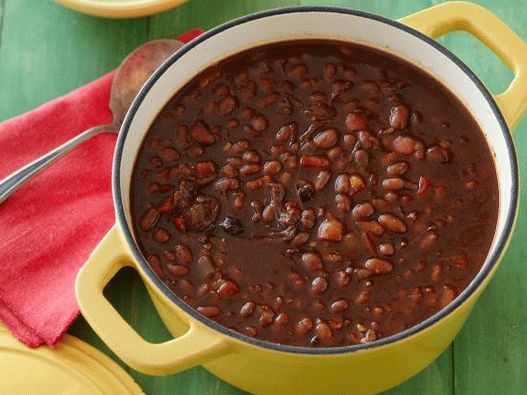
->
[130,40,498,347]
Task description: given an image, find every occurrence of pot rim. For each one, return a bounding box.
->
[113,5,518,355]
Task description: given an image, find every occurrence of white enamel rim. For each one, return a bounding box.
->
[113,7,518,355]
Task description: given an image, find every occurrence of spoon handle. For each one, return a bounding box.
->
[0,124,116,204]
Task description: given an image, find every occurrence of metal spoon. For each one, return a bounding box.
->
[0,39,184,204]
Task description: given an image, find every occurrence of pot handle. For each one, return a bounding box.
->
[75,226,227,375]
[400,1,527,131]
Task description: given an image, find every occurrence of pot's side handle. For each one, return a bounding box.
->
[75,226,228,376]
[400,1,527,131]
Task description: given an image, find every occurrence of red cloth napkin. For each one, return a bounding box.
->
[0,28,203,347]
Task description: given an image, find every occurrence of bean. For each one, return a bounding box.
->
[315,322,333,341]
[226,119,239,130]
[392,135,418,155]
[160,147,180,161]
[276,123,296,142]
[140,208,160,231]
[274,313,290,328]
[357,130,379,149]
[259,305,275,327]
[386,161,409,177]
[431,264,443,283]
[317,218,344,242]
[197,305,220,318]
[217,280,240,297]
[420,233,438,250]
[190,146,205,157]
[150,156,162,167]
[222,164,239,178]
[335,194,351,213]
[426,145,451,162]
[378,213,407,233]
[314,170,331,191]
[262,205,277,223]
[300,155,330,169]
[335,270,350,287]
[302,252,323,272]
[389,105,409,129]
[358,221,383,236]
[240,164,261,176]
[190,121,215,145]
[263,160,282,175]
[311,276,328,294]
[330,299,349,313]
[239,301,256,318]
[352,202,374,220]
[382,177,405,191]
[230,139,250,154]
[167,264,189,276]
[174,244,193,265]
[350,174,366,194]
[146,254,162,273]
[218,95,237,116]
[249,114,269,133]
[335,173,351,194]
[345,111,368,131]
[243,150,261,163]
[440,285,457,308]
[364,258,393,274]
[289,271,306,289]
[379,242,395,256]
[343,133,356,149]
[153,228,171,243]
[314,128,338,149]
[295,318,314,336]
[196,161,216,179]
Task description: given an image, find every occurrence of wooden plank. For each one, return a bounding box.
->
[0,0,149,121]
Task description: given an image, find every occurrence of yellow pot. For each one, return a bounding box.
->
[76,2,527,394]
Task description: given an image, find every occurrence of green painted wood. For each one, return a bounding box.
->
[1,0,526,394]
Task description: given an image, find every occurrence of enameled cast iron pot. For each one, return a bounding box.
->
[76,2,527,394]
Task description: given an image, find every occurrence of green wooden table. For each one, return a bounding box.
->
[1,0,525,393]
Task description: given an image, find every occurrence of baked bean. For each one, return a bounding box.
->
[190,121,215,145]
[317,218,344,242]
[263,160,282,175]
[389,105,409,129]
[364,258,393,274]
[302,252,323,272]
[197,305,220,317]
[311,277,328,294]
[295,318,314,336]
[330,299,349,313]
[386,161,409,177]
[140,208,160,231]
[133,40,498,348]
[352,202,375,220]
[314,170,332,191]
[335,194,351,213]
[378,214,407,233]
[314,128,338,149]
[153,228,171,243]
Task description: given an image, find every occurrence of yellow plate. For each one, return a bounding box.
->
[55,0,188,19]
[0,325,143,394]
